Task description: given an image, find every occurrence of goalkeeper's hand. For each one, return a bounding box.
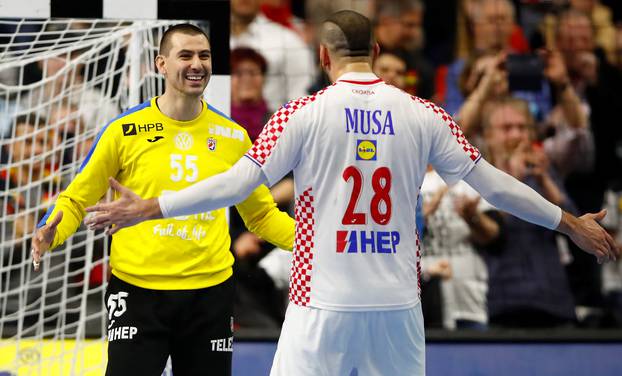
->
[85,177,162,235]
[31,211,63,271]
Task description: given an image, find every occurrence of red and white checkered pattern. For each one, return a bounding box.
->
[289,187,315,307]
[415,228,422,298]
[247,86,334,166]
[411,96,481,162]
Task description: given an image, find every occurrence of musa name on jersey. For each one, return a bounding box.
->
[246,72,481,311]
[40,97,294,290]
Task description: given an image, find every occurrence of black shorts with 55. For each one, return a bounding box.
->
[105,275,234,376]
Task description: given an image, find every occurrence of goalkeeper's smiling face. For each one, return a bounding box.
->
[158,33,212,97]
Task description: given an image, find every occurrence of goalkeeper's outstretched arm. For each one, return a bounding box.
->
[32,125,121,269]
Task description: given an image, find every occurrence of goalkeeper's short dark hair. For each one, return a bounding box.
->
[159,23,210,56]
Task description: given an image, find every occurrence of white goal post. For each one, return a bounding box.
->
[0,18,183,375]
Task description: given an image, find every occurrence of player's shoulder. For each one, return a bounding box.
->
[203,103,253,152]
[407,94,450,118]
[205,103,250,140]
[109,99,153,125]
[281,84,336,113]
[99,98,154,138]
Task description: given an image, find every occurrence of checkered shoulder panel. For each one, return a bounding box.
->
[289,187,315,307]
[411,96,481,162]
[246,85,334,166]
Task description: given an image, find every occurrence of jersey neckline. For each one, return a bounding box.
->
[336,71,383,86]
[151,96,208,127]
[338,78,383,85]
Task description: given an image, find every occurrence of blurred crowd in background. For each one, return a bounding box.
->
[228,0,622,332]
[1,0,622,333]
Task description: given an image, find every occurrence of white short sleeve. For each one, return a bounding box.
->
[245,98,308,186]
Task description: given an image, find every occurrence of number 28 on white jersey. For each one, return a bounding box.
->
[246,72,481,311]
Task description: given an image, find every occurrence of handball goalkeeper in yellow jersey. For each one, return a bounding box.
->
[31,24,294,376]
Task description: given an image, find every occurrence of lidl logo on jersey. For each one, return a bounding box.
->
[356,140,377,160]
[336,230,400,253]
[122,122,163,136]
[345,108,395,135]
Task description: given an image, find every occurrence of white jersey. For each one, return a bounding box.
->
[246,72,481,311]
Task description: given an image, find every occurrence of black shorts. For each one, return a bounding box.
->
[105,275,234,376]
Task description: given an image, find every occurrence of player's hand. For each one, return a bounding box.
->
[84,177,161,235]
[31,211,63,272]
[559,210,620,264]
[233,232,264,260]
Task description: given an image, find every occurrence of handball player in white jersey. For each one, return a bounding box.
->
[85,10,619,376]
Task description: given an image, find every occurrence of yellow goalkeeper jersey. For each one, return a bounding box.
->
[40,97,294,290]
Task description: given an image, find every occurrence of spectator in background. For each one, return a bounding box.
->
[481,97,576,328]
[231,47,271,142]
[374,0,435,98]
[259,0,306,40]
[541,0,617,64]
[555,9,622,212]
[373,52,407,89]
[231,0,315,111]
[21,47,119,132]
[229,45,295,329]
[616,24,622,70]
[441,0,537,116]
[1,114,61,247]
[47,99,98,167]
[455,49,593,177]
[601,187,622,327]
[421,167,502,330]
[553,9,622,308]
[454,0,530,61]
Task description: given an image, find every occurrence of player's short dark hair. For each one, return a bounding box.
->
[320,10,375,58]
[159,23,210,56]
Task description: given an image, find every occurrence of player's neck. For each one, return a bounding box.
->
[330,62,374,83]
[157,93,203,122]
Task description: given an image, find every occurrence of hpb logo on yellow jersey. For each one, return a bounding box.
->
[356,140,377,161]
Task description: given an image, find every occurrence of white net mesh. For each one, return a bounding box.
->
[0,18,179,375]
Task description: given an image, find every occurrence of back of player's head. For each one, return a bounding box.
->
[159,23,210,56]
[320,10,374,58]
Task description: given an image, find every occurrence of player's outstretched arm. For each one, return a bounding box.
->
[85,157,266,233]
[463,159,619,263]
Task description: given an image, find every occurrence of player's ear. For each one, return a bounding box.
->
[155,55,166,75]
[319,45,330,72]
